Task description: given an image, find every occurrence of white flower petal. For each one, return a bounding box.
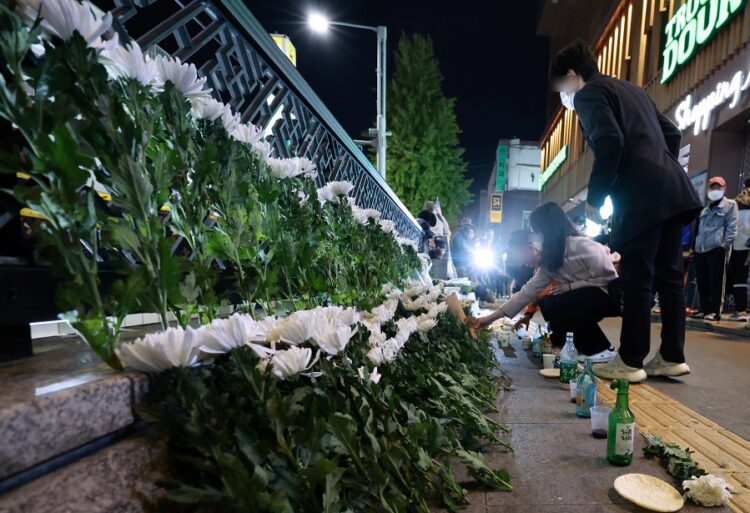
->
[153,54,211,99]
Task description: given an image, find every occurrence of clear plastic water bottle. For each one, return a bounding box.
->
[559,332,578,389]
[575,357,597,418]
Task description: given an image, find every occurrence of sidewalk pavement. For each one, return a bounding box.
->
[435,317,742,513]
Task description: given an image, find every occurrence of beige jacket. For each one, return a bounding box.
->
[499,236,619,318]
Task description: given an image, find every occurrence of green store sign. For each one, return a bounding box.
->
[496,144,508,191]
[662,0,747,84]
[539,145,568,191]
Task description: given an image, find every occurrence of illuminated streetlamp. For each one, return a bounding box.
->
[307,12,389,180]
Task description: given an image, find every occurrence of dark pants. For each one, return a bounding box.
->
[617,217,686,368]
[694,247,728,316]
[728,249,749,313]
[538,287,613,356]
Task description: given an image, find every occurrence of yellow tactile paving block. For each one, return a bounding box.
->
[595,381,750,512]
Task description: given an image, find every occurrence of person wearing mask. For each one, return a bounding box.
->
[451,219,474,278]
[470,203,619,361]
[423,202,451,279]
[729,179,750,321]
[693,177,738,321]
[416,210,437,255]
[550,39,702,382]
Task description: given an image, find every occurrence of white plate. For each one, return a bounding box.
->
[614,474,685,512]
[539,368,560,378]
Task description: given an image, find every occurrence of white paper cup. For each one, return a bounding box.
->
[569,380,578,402]
[542,353,556,369]
[590,406,612,438]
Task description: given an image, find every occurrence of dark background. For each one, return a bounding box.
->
[248,0,551,214]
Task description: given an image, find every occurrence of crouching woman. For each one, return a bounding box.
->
[471,202,620,360]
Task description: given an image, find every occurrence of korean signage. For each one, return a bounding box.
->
[661,0,746,84]
[539,145,568,190]
[496,144,508,191]
[674,65,750,135]
[490,192,503,224]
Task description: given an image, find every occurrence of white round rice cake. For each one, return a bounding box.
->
[539,368,560,378]
[614,474,684,512]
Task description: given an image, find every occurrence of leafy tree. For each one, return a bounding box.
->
[380,33,472,222]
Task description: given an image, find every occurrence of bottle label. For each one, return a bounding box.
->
[559,361,577,383]
[615,422,635,456]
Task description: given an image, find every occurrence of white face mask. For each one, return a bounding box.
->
[560,91,576,111]
[707,189,724,201]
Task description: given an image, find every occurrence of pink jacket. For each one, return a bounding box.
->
[499,236,618,318]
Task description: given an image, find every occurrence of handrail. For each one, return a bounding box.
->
[105,0,422,242]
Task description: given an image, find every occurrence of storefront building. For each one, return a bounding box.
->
[538,0,750,214]
[481,138,541,243]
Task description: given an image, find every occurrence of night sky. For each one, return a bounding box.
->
[247,0,551,212]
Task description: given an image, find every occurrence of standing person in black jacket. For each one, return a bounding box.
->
[550,39,702,383]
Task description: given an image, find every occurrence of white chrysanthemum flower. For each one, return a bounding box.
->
[221,108,240,134]
[316,185,335,205]
[32,0,118,50]
[366,347,385,366]
[268,310,326,345]
[314,306,360,327]
[99,41,156,86]
[267,156,317,180]
[365,302,397,325]
[232,122,272,158]
[329,180,354,197]
[189,96,228,121]
[380,338,400,360]
[404,297,426,312]
[247,342,278,359]
[368,330,387,347]
[317,181,354,206]
[683,474,732,507]
[418,318,438,334]
[200,314,270,355]
[314,325,357,356]
[153,54,210,99]
[396,316,419,334]
[403,285,427,298]
[271,346,320,380]
[369,367,382,384]
[426,302,448,318]
[378,219,397,235]
[117,326,202,372]
[396,237,418,251]
[351,204,382,226]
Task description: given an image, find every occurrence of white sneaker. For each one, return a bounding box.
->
[592,355,647,383]
[644,354,691,377]
[704,313,720,321]
[578,348,617,363]
[729,312,748,322]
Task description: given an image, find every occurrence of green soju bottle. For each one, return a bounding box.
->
[607,379,635,466]
[575,357,597,418]
[558,332,578,389]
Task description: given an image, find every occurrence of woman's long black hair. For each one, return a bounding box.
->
[529,202,580,271]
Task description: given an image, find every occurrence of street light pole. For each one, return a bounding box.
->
[308,15,388,180]
[376,25,387,181]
